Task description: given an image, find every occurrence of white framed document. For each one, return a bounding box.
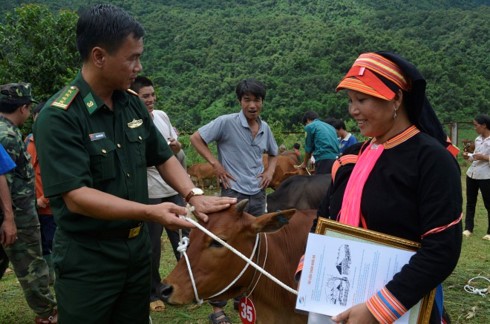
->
[296,218,435,324]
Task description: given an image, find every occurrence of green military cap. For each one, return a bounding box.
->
[0,82,38,105]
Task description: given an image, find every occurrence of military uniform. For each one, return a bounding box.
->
[34,72,173,323]
[0,115,57,318]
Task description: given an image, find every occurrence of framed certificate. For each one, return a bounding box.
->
[295,217,435,324]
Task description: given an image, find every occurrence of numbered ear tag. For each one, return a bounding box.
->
[239,296,256,324]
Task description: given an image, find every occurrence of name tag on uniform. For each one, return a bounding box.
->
[89,132,106,141]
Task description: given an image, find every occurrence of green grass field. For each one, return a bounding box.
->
[1,166,489,323]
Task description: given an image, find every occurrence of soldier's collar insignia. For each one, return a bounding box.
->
[51,86,79,110]
[84,93,98,114]
[127,119,143,128]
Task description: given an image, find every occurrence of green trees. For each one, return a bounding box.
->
[0,1,488,134]
[0,4,79,102]
[139,2,490,130]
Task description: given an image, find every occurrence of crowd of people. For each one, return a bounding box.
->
[0,3,487,324]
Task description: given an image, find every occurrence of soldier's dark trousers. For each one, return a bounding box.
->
[53,227,151,324]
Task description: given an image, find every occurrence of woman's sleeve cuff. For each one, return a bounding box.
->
[366,287,407,324]
[294,255,304,282]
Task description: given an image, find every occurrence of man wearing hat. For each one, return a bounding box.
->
[0,82,58,323]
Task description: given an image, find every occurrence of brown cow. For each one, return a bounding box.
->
[280,150,300,163]
[162,200,315,323]
[187,162,219,189]
[263,154,311,189]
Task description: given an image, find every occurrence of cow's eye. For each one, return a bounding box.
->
[209,239,224,248]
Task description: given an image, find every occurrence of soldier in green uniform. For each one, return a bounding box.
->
[34,4,235,323]
[0,83,58,323]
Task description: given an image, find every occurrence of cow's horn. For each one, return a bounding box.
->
[236,199,249,214]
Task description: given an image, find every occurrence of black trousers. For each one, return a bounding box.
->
[465,176,490,234]
[315,158,336,174]
[0,245,9,279]
[147,194,188,302]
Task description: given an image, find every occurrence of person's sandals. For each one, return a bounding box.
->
[35,309,58,324]
[149,300,166,312]
[208,310,231,324]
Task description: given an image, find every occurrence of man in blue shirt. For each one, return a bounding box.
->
[299,111,340,174]
[329,118,358,154]
[191,78,278,216]
[190,78,278,324]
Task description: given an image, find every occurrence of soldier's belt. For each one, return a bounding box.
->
[75,223,143,240]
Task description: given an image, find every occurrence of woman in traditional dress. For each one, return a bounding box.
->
[321,52,462,323]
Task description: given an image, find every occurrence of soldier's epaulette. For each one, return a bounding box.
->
[126,88,138,96]
[51,86,79,110]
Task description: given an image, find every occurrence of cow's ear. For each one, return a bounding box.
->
[251,209,296,233]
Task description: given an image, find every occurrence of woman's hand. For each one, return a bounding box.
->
[331,303,378,324]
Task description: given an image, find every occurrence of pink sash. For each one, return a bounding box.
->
[339,142,384,227]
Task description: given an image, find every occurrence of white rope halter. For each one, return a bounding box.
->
[177,206,298,304]
[464,275,490,297]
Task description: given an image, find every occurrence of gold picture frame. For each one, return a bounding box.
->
[315,217,435,324]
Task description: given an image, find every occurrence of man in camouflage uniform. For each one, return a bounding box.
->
[0,83,57,323]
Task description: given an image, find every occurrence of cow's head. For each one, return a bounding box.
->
[161,199,296,305]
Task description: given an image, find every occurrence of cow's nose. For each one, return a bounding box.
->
[160,283,173,302]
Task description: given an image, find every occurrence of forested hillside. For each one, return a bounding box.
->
[1,0,489,132]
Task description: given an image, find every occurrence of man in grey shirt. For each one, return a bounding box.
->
[190,78,278,323]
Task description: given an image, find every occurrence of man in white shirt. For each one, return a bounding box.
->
[130,76,188,312]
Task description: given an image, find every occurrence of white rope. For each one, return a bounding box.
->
[180,207,298,296]
[246,233,268,298]
[207,235,259,299]
[176,211,259,303]
[464,276,490,297]
[176,233,203,305]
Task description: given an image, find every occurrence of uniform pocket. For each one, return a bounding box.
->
[124,127,148,167]
[85,139,116,182]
